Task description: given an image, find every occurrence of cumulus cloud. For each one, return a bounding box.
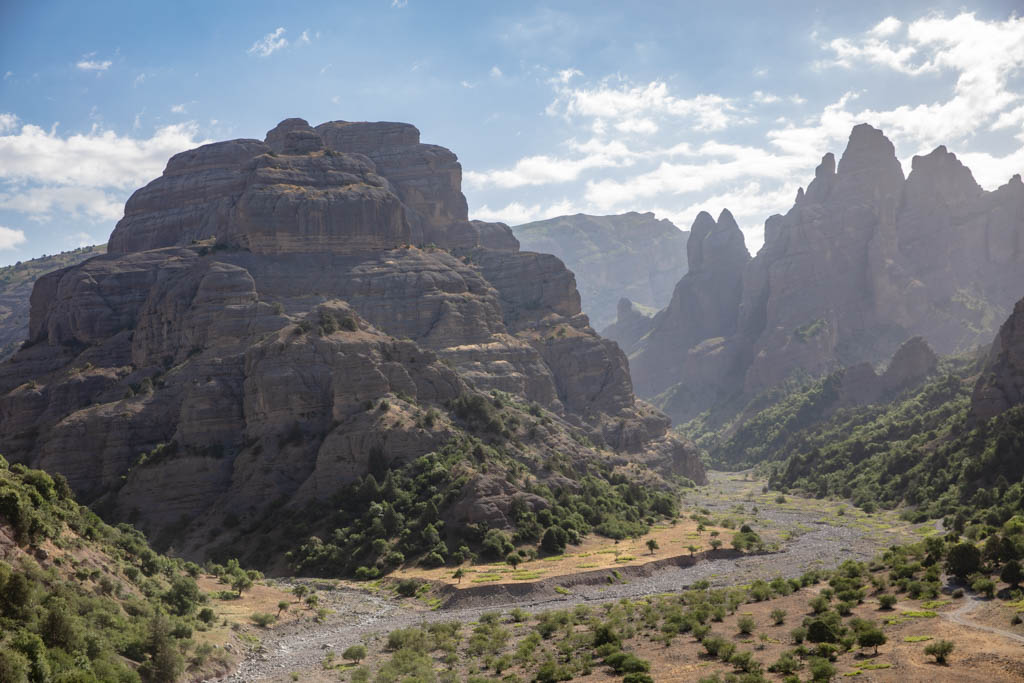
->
[490,65,503,78]
[0,226,26,250]
[471,199,582,225]
[248,27,288,57]
[0,118,208,221]
[870,16,903,37]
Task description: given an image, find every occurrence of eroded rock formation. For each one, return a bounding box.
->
[972,296,1024,421]
[0,118,704,564]
[632,124,1024,424]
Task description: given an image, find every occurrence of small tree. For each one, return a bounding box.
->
[292,585,309,602]
[857,627,886,654]
[1000,559,1022,587]
[971,576,996,598]
[877,594,897,610]
[710,539,723,551]
[342,645,367,664]
[737,615,755,634]
[453,568,465,584]
[808,656,835,681]
[646,539,659,555]
[687,544,698,557]
[945,542,981,580]
[231,573,253,597]
[305,594,319,610]
[277,600,290,617]
[770,608,787,625]
[506,552,521,569]
[924,639,954,664]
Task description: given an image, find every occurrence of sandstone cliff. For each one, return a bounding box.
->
[512,212,688,330]
[634,124,1024,424]
[0,118,703,568]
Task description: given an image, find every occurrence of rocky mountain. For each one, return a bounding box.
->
[0,246,105,361]
[631,124,1024,424]
[0,118,703,570]
[971,296,1024,421]
[512,212,688,330]
[600,298,659,355]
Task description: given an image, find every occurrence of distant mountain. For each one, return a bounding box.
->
[0,245,105,360]
[629,124,1024,425]
[512,212,688,330]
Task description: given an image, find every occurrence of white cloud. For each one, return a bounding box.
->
[753,90,781,104]
[0,113,17,133]
[170,104,186,114]
[490,65,503,78]
[471,199,582,225]
[460,80,476,89]
[0,226,26,250]
[550,78,744,132]
[0,119,209,221]
[870,16,903,37]
[555,68,582,84]
[248,27,288,57]
[76,55,112,72]
[391,0,408,7]
[466,137,637,189]
[133,73,147,87]
[3,71,12,80]
[66,231,95,247]
[614,117,658,135]
[299,30,311,45]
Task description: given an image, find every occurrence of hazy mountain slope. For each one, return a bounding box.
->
[632,124,1024,425]
[512,212,688,330]
[0,245,105,360]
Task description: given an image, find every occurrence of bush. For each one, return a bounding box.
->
[771,608,787,625]
[808,656,835,681]
[790,626,807,644]
[250,612,276,628]
[877,594,897,610]
[737,615,755,634]
[924,639,954,663]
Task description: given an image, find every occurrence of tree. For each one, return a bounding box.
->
[945,542,981,580]
[305,594,319,610]
[808,656,836,681]
[687,544,698,557]
[1000,559,1022,587]
[737,616,755,634]
[971,576,996,598]
[857,627,886,654]
[770,608,787,625]
[292,585,309,602]
[924,639,954,664]
[453,568,465,584]
[646,539,659,555]
[277,600,290,617]
[877,594,897,610]
[506,552,521,569]
[541,526,568,555]
[342,645,367,664]
[710,539,723,551]
[231,573,253,597]
[163,575,201,616]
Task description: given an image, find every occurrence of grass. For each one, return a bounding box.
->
[901,610,938,618]
[554,586,570,595]
[920,600,950,609]
[904,635,933,642]
[860,662,892,670]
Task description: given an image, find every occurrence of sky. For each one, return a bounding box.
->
[1,1,1024,266]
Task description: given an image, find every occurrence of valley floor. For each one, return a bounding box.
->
[210,472,1023,682]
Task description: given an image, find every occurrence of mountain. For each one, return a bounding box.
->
[0,246,106,361]
[0,118,703,573]
[630,124,1024,424]
[512,212,688,330]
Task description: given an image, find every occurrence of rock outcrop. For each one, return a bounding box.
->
[972,296,1024,421]
[601,298,658,355]
[0,247,105,360]
[632,124,1024,424]
[512,212,688,329]
[0,118,704,565]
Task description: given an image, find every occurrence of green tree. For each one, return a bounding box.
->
[646,539,659,555]
[945,542,981,580]
[162,575,201,616]
[453,568,465,584]
[1000,559,1022,587]
[231,573,253,597]
[506,552,521,569]
[0,647,30,683]
[277,600,290,617]
[342,645,367,664]
[857,626,886,654]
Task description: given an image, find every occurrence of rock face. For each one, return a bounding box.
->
[512,212,688,330]
[0,118,703,564]
[601,298,658,355]
[834,337,938,409]
[0,247,105,360]
[630,210,750,399]
[632,124,1024,424]
[972,297,1024,421]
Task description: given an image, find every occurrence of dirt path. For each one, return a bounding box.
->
[943,594,1024,644]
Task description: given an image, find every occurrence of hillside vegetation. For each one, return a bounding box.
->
[0,455,251,682]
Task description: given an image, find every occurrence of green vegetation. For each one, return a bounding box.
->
[0,456,234,682]
[287,414,682,577]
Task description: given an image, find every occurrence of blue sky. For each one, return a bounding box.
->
[1,1,1023,265]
